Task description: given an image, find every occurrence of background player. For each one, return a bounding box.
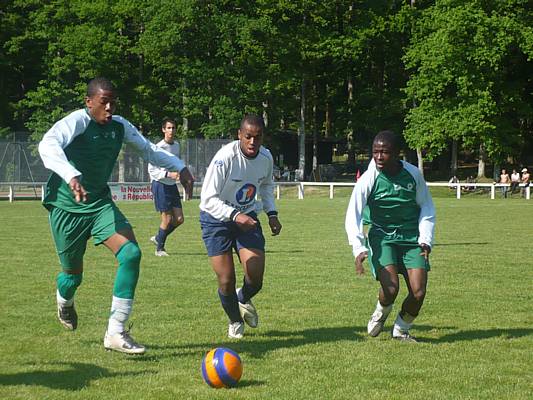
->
[345,130,435,342]
[199,114,282,339]
[38,77,194,354]
[148,118,193,256]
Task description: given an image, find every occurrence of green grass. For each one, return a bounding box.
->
[0,196,532,399]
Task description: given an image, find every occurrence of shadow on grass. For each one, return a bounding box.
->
[0,362,153,391]
[134,325,367,362]
[426,328,533,343]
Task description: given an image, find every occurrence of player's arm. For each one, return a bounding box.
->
[38,110,91,201]
[120,116,194,196]
[408,163,436,253]
[200,155,246,224]
[259,153,282,236]
[345,171,375,274]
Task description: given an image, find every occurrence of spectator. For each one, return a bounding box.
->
[521,168,530,197]
[510,169,520,195]
[499,169,510,198]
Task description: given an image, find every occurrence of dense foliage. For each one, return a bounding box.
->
[1,0,532,171]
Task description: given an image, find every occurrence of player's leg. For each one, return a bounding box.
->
[235,215,265,328]
[391,244,429,342]
[366,236,399,337]
[92,204,144,354]
[210,252,244,338]
[152,184,183,256]
[48,207,92,331]
[237,248,264,328]
[392,268,427,342]
[200,211,243,338]
[367,265,399,337]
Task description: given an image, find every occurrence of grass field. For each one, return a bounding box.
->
[0,195,532,399]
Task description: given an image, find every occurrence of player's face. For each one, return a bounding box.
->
[238,122,263,157]
[372,140,398,172]
[85,88,116,125]
[162,122,176,143]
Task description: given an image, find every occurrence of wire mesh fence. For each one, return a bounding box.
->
[0,138,232,185]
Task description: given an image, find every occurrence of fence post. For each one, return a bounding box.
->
[329,184,334,199]
[527,186,531,200]
[298,183,304,199]
[456,184,461,199]
[41,184,45,201]
[491,185,495,199]
[9,185,13,202]
[276,184,280,200]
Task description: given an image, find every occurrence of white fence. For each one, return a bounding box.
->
[1,181,530,202]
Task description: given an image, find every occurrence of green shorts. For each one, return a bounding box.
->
[48,203,132,270]
[367,229,430,280]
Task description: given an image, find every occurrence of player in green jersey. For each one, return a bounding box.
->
[345,131,435,342]
[39,77,194,354]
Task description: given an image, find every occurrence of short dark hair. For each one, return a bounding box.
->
[161,118,176,129]
[373,130,400,151]
[87,77,115,97]
[240,114,265,131]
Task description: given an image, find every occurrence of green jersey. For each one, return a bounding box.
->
[39,108,185,213]
[345,160,435,257]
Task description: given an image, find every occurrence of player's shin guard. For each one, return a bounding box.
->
[218,289,243,323]
[238,278,262,303]
[56,271,83,305]
[108,241,141,335]
[113,241,141,299]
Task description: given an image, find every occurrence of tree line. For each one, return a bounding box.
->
[1,0,532,177]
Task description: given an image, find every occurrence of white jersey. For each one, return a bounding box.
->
[148,139,181,185]
[200,140,277,222]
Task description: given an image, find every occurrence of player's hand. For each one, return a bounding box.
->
[69,176,87,202]
[268,216,282,236]
[234,213,258,232]
[419,243,431,260]
[355,251,368,275]
[178,168,195,200]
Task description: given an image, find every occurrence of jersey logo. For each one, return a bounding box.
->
[214,160,223,167]
[236,183,256,205]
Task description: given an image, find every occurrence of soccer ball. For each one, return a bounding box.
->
[201,347,243,388]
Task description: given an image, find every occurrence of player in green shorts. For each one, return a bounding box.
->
[38,77,194,354]
[345,130,435,342]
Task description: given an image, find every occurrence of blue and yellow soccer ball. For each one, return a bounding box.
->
[201,347,243,388]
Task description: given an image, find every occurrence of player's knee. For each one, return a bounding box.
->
[383,284,399,300]
[411,287,426,303]
[218,276,236,293]
[116,241,142,267]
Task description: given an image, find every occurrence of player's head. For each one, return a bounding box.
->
[372,130,400,172]
[85,77,116,125]
[238,114,264,158]
[161,118,177,143]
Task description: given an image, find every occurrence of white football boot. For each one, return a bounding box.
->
[104,330,146,354]
[236,288,258,328]
[228,321,244,339]
[367,302,392,337]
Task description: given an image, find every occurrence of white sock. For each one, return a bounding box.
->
[374,300,393,318]
[392,313,415,336]
[56,290,74,307]
[107,296,133,336]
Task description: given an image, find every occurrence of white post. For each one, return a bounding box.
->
[9,185,13,202]
[329,184,334,199]
[41,184,46,201]
[456,184,461,199]
[491,185,495,199]
[276,184,280,200]
[298,183,304,199]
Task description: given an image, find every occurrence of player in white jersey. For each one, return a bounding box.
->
[346,130,435,342]
[200,114,282,339]
[148,118,193,256]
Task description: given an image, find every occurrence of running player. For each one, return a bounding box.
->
[148,118,189,256]
[38,77,194,354]
[345,130,435,341]
[199,114,282,339]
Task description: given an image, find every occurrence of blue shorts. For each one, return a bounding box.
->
[200,211,265,257]
[151,180,182,212]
